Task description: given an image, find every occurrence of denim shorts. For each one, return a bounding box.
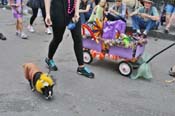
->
[165,4,175,14]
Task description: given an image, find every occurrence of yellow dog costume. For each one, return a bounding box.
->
[23,63,54,99]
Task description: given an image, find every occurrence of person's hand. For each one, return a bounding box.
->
[45,15,52,26]
[139,13,149,18]
[109,9,115,14]
[104,11,109,15]
[73,12,80,23]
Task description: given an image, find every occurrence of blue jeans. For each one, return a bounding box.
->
[131,15,157,33]
[1,0,8,5]
[80,12,91,24]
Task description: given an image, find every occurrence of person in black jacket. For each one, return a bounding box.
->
[44,0,95,78]
[27,0,52,34]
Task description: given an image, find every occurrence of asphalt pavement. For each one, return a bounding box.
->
[0,8,175,116]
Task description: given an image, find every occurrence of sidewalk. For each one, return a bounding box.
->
[1,3,175,40]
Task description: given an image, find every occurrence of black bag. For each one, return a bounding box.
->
[26,0,40,8]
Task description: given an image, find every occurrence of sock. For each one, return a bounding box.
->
[16,30,21,35]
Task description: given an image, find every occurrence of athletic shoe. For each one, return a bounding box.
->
[77,67,95,78]
[21,32,28,39]
[45,58,58,71]
[45,28,52,35]
[28,25,35,33]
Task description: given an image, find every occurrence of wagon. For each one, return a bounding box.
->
[81,20,147,77]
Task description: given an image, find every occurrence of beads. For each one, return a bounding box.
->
[67,0,77,14]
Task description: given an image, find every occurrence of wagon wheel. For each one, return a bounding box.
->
[83,50,93,64]
[117,61,132,76]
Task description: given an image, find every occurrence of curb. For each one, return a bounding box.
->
[126,26,175,41]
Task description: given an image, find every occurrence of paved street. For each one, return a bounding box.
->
[0,9,175,116]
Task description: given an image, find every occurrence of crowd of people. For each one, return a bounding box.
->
[1,0,174,39]
[79,0,174,37]
[0,0,175,78]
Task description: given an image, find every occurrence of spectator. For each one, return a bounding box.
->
[27,0,52,34]
[130,0,159,38]
[105,0,127,22]
[88,0,107,23]
[164,0,175,33]
[79,0,95,24]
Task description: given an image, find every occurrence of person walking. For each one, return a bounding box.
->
[27,0,52,34]
[10,0,28,39]
[44,0,95,78]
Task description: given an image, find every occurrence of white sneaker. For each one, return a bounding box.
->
[28,25,35,33]
[21,32,28,39]
[2,7,6,10]
[45,28,52,35]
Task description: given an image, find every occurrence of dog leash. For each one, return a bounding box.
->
[47,68,52,76]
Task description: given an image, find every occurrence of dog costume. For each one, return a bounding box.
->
[23,63,54,99]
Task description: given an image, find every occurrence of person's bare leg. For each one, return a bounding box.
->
[18,18,23,32]
[166,14,175,30]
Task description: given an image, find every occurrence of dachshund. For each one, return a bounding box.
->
[23,63,54,99]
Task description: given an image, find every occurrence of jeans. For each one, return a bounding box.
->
[80,12,91,24]
[131,15,157,33]
[1,0,8,5]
